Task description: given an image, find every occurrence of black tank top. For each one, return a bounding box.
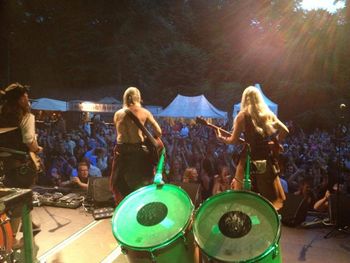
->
[243,114,271,160]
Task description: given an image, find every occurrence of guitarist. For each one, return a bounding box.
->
[215,86,289,210]
[111,87,162,203]
[0,83,42,248]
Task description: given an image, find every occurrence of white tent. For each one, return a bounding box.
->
[158,94,227,119]
[31,98,68,111]
[233,83,278,117]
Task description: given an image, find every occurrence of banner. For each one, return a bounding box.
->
[68,101,122,112]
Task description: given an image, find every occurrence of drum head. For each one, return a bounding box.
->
[112,184,193,250]
[193,190,280,262]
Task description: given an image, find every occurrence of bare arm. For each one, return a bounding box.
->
[146,111,162,137]
[217,112,245,144]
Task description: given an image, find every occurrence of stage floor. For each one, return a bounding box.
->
[13,206,350,263]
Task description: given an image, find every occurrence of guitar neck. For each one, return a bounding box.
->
[205,124,245,144]
[206,124,232,137]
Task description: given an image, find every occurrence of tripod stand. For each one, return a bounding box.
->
[324,104,349,238]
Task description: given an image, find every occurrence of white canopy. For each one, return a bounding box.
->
[31,98,67,111]
[158,94,227,119]
[233,83,278,117]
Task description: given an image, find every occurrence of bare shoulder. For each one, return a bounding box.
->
[139,107,151,114]
[135,107,152,119]
[114,108,125,121]
[235,111,245,123]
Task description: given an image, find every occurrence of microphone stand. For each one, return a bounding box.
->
[324,104,349,238]
[243,144,252,191]
[42,206,71,233]
[154,148,166,185]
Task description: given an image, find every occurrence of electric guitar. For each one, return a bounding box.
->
[195,117,245,143]
[28,151,44,173]
[0,147,44,173]
[195,117,283,158]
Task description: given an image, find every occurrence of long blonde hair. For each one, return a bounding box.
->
[240,86,277,136]
[123,87,141,107]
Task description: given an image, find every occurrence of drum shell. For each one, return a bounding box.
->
[112,184,196,263]
[198,245,281,263]
[121,226,197,263]
[193,190,281,263]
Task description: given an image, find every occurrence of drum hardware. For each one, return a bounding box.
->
[180,231,188,246]
[0,216,10,225]
[120,246,127,255]
[243,144,252,191]
[0,213,13,255]
[153,148,166,186]
[0,188,34,262]
[272,243,280,259]
[150,250,156,263]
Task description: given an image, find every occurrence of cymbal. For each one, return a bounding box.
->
[0,127,17,134]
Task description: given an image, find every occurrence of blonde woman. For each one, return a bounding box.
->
[215,86,289,209]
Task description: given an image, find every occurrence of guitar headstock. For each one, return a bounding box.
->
[195,117,209,126]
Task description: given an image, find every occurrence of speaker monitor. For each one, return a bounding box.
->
[328,193,350,227]
[88,177,115,207]
[279,193,308,227]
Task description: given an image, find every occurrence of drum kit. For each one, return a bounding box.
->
[112,185,282,263]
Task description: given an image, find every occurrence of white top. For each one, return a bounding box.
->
[19,113,36,144]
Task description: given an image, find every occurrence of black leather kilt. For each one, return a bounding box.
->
[111,143,154,197]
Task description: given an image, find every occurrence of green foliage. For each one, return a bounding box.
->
[1,0,349,129]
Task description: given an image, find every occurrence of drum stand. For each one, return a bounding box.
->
[324,109,350,239]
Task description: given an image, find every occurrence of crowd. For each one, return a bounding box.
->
[35,113,350,214]
[35,113,116,188]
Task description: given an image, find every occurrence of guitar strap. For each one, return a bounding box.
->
[124,109,154,145]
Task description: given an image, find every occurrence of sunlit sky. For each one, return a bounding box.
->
[300,0,345,13]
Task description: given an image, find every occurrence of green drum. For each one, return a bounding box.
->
[112,184,195,263]
[193,190,281,263]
